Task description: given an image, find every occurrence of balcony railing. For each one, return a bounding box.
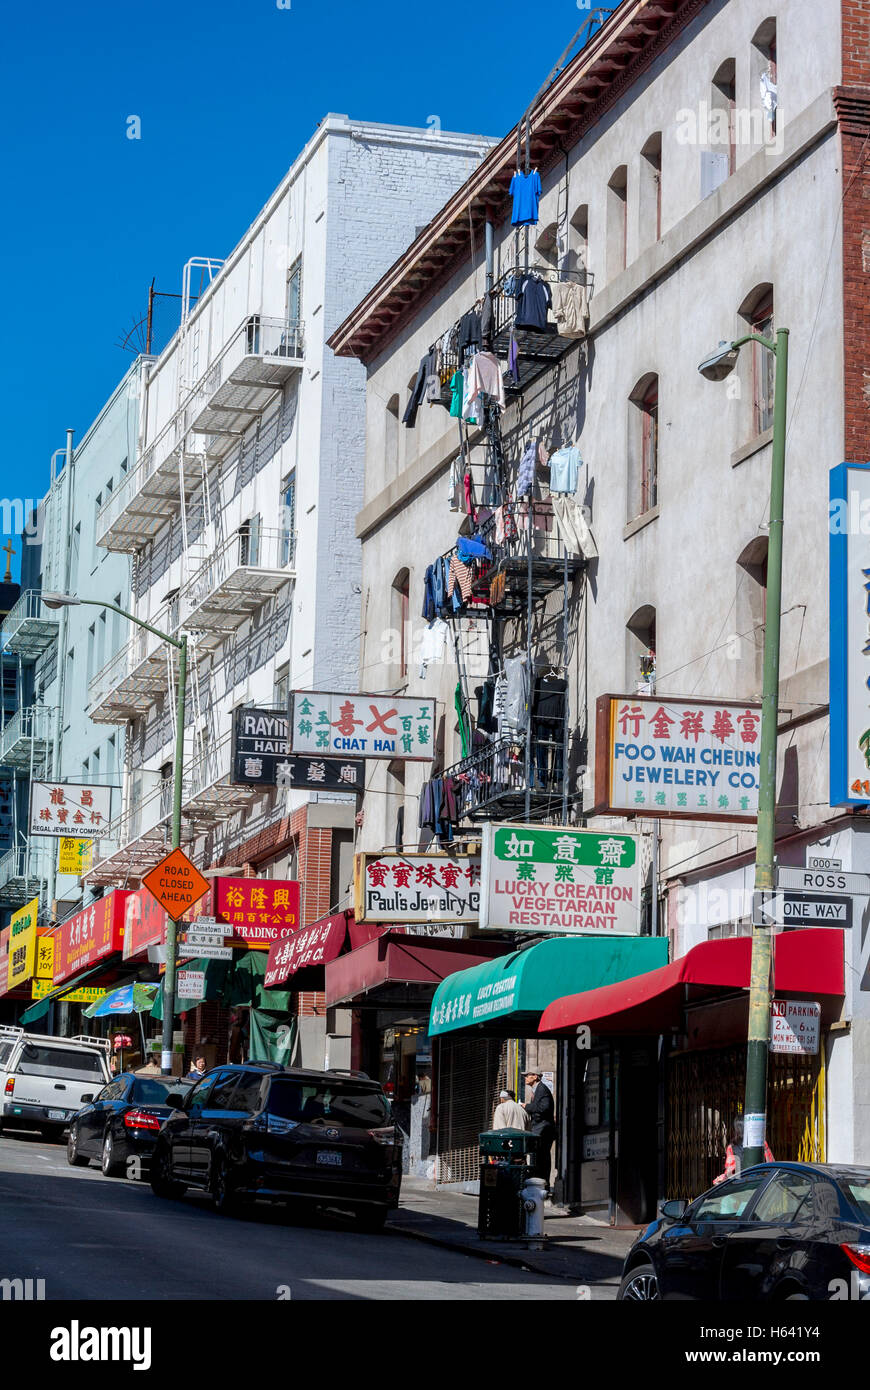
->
[86,598,179,724]
[177,526,294,643]
[3,590,60,659]
[0,705,56,768]
[184,315,304,459]
[442,734,569,823]
[0,844,49,906]
[180,731,257,828]
[96,415,207,553]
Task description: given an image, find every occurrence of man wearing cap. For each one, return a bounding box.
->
[492,1088,530,1130]
[524,1071,556,1185]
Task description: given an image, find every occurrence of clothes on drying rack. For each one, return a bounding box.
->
[459,309,482,356]
[450,369,475,422]
[514,274,553,333]
[550,495,598,559]
[550,280,590,339]
[475,679,497,734]
[533,674,568,721]
[462,350,505,418]
[418,775,459,843]
[510,169,542,226]
[548,444,583,495]
[501,654,530,735]
[403,350,439,428]
[516,439,548,496]
[419,618,449,678]
[447,553,474,606]
[456,535,491,562]
[480,291,496,344]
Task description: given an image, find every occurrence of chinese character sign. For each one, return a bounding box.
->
[58,837,94,876]
[264,914,349,989]
[213,878,301,949]
[595,695,761,820]
[355,853,481,923]
[122,885,168,961]
[30,782,115,838]
[54,891,128,983]
[7,896,39,990]
[830,462,870,805]
[31,979,108,1005]
[230,707,290,786]
[291,692,436,761]
[480,824,640,936]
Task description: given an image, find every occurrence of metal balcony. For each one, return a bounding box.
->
[3,590,60,659]
[436,507,583,624]
[178,527,294,646]
[180,732,257,830]
[86,599,178,724]
[185,316,304,461]
[0,705,55,768]
[0,844,48,907]
[96,427,206,553]
[442,734,568,823]
[82,775,172,887]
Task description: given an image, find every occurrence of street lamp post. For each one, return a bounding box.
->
[699,328,789,1166]
[42,593,188,1076]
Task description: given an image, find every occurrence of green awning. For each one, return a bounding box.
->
[19,964,110,1026]
[429,936,669,1037]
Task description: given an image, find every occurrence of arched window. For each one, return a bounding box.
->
[535,220,559,268]
[628,373,659,518]
[569,203,589,278]
[386,393,400,479]
[738,283,774,436]
[626,605,657,693]
[736,536,769,693]
[391,568,410,678]
[607,166,628,278]
[711,58,736,176]
[751,18,778,141]
[640,133,662,245]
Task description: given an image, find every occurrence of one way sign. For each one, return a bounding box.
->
[752,890,784,926]
[752,889,852,928]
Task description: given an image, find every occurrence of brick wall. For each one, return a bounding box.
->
[838,0,870,458]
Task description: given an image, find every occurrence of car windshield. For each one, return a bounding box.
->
[15,1043,105,1082]
[0,1042,14,1069]
[132,1078,193,1106]
[840,1177,870,1221]
[267,1079,391,1129]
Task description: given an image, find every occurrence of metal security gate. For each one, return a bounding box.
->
[666,1043,825,1200]
[435,1036,508,1185]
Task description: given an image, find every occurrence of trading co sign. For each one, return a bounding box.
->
[829,461,870,805]
[290,692,435,761]
[594,694,761,822]
[479,823,640,936]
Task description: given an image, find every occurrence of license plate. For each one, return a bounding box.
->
[48,1110,67,1121]
[316,1150,342,1166]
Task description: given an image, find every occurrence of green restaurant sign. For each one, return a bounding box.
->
[480,822,641,936]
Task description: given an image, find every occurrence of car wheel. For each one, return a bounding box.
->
[618,1260,661,1301]
[783,1291,809,1301]
[149,1146,187,1200]
[357,1206,389,1233]
[101,1129,123,1178]
[67,1125,89,1167]
[211,1154,243,1216]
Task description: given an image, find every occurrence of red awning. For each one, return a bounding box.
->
[325,931,508,1008]
[264,913,352,989]
[539,929,845,1036]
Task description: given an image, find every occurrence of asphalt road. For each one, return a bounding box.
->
[0,1131,577,1301]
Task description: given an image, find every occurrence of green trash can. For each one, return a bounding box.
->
[477,1129,537,1238]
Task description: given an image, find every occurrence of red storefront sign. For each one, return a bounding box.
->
[264,914,349,989]
[122,885,169,962]
[55,891,129,984]
[210,877,301,950]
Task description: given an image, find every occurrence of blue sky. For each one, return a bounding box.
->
[0,0,605,579]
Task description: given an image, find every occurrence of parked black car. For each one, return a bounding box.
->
[618,1162,870,1301]
[149,1064,402,1230]
[67,1074,194,1177]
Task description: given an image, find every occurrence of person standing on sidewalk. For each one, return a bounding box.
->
[523,1071,555,1185]
[492,1089,530,1130]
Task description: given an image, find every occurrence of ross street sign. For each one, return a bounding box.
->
[777,866,870,896]
[770,999,820,1055]
[142,850,210,918]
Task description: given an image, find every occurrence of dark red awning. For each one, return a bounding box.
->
[539,929,845,1036]
[325,931,508,1008]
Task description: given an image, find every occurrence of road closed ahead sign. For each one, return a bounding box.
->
[142,849,210,918]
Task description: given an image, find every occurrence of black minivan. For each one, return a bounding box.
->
[150,1064,402,1230]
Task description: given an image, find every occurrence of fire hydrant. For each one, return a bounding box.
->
[522,1176,547,1247]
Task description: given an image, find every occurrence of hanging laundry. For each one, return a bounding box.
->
[508,335,520,383]
[514,275,553,333]
[463,470,476,522]
[459,309,482,356]
[480,291,496,344]
[550,280,590,339]
[548,444,583,495]
[450,369,470,420]
[403,350,439,428]
[448,451,462,510]
[447,553,474,607]
[419,618,449,678]
[462,350,505,418]
[759,71,777,123]
[456,535,491,563]
[455,683,471,758]
[510,169,542,226]
[550,496,598,560]
[501,655,530,735]
[517,440,548,496]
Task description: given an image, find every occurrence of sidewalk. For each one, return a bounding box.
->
[392,1176,640,1289]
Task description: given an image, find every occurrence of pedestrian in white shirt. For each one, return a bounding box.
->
[492,1089,530,1130]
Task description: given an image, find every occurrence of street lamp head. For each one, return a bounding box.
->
[698,341,740,382]
[41,592,81,610]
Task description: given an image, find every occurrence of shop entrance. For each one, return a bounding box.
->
[666,1043,826,1200]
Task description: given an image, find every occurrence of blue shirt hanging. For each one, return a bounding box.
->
[510,170,541,226]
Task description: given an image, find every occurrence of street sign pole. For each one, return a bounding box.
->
[161,633,187,1077]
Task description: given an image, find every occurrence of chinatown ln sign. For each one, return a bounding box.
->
[480,824,640,936]
[54,892,128,984]
[594,694,762,822]
[29,782,114,838]
[830,461,870,805]
[355,853,481,923]
[290,692,435,761]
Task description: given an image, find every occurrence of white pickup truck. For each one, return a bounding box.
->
[0,1027,112,1141]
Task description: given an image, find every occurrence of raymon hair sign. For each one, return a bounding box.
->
[829,461,870,805]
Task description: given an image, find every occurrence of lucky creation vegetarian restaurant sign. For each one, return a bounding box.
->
[55,891,128,984]
[480,823,641,936]
[290,692,435,761]
[355,853,481,923]
[594,694,762,821]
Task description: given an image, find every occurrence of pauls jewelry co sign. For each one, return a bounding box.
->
[355,853,481,923]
